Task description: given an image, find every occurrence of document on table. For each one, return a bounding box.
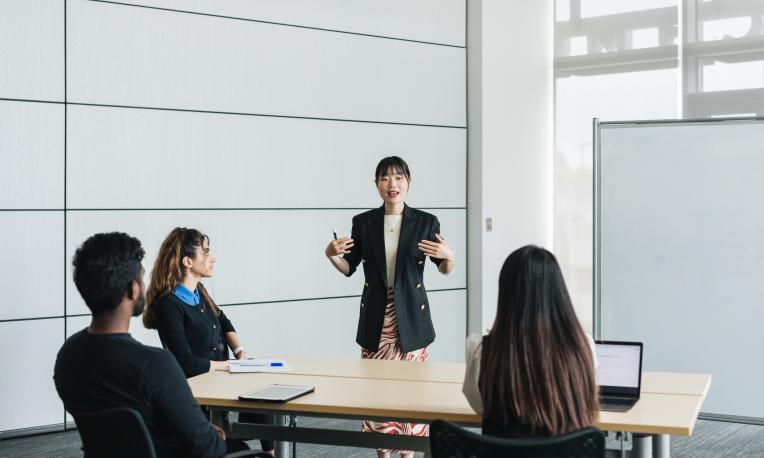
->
[227,358,291,373]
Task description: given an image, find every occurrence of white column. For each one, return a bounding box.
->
[467,0,554,334]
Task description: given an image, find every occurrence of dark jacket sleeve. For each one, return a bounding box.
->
[217,309,236,334]
[428,215,445,267]
[144,351,227,458]
[343,215,363,277]
[155,297,211,377]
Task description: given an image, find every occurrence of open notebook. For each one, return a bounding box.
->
[227,358,291,373]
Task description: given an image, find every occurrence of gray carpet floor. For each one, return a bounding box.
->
[2,418,763,457]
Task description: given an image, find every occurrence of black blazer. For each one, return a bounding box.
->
[345,204,444,353]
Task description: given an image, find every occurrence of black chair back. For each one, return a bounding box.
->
[72,407,157,458]
[430,419,605,458]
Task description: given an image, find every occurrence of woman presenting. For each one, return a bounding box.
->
[325,156,455,458]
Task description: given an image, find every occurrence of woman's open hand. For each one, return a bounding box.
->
[325,237,354,258]
[418,234,454,261]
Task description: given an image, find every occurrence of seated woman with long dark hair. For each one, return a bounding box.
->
[462,245,599,438]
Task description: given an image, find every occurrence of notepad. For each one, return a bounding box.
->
[227,358,291,373]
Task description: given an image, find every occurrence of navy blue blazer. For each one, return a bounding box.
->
[345,204,443,353]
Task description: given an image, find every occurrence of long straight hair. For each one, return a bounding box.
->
[479,245,598,436]
[143,227,220,329]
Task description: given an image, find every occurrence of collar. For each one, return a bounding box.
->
[375,202,414,218]
[173,284,201,306]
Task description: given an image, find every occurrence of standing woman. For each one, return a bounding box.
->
[143,227,273,456]
[462,245,599,438]
[325,156,455,458]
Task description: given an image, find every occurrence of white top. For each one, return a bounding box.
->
[383,214,403,288]
[461,332,599,414]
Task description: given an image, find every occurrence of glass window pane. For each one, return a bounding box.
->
[581,0,676,19]
[554,69,678,329]
[702,60,764,91]
[555,1,677,58]
[696,1,764,42]
[556,0,571,22]
[632,27,660,48]
[702,17,752,41]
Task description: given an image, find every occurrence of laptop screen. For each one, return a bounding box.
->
[595,341,643,396]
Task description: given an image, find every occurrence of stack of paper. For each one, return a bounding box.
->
[228,358,291,373]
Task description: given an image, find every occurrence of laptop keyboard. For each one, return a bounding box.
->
[601,397,635,406]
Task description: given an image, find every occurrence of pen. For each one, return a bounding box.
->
[231,361,284,367]
[333,229,338,240]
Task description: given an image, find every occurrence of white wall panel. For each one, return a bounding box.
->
[422,289,466,362]
[0,319,63,431]
[66,105,465,209]
[66,209,465,315]
[124,0,466,47]
[222,289,465,362]
[0,101,64,209]
[0,0,64,101]
[67,0,465,126]
[222,297,360,359]
[0,212,64,320]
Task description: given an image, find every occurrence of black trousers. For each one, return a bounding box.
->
[201,407,274,451]
[238,412,274,452]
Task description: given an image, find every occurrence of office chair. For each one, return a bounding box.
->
[429,419,605,458]
[71,407,270,458]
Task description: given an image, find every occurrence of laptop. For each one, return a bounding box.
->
[595,341,643,412]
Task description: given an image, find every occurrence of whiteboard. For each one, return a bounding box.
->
[594,118,764,422]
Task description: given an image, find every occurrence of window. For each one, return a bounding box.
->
[554,0,764,330]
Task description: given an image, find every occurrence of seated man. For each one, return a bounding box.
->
[54,232,245,458]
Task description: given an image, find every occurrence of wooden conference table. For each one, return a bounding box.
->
[188,355,711,458]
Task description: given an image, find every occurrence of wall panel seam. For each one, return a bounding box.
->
[86,0,467,49]
[64,102,468,129]
[2,288,468,323]
[61,207,468,211]
[0,98,65,105]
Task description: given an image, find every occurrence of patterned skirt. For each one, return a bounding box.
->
[361,287,429,453]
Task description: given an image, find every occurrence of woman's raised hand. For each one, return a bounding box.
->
[418,234,454,261]
[325,237,354,258]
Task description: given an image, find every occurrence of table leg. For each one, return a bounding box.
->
[274,413,288,458]
[653,434,670,458]
[632,434,652,458]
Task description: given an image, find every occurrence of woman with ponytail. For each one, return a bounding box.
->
[144,227,240,374]
[144,227,273,455]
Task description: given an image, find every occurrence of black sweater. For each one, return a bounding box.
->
[54,330,226,458]
[154,293,236,378]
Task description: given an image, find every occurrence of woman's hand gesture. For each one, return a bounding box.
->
[418,234,454,261]
[325,237,354,258]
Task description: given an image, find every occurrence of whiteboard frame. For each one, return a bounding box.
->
[593,115,764,425]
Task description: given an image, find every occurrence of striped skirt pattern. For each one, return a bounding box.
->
[361,288,429,453]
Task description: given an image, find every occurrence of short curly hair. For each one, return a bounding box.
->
[72,232,145,317]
